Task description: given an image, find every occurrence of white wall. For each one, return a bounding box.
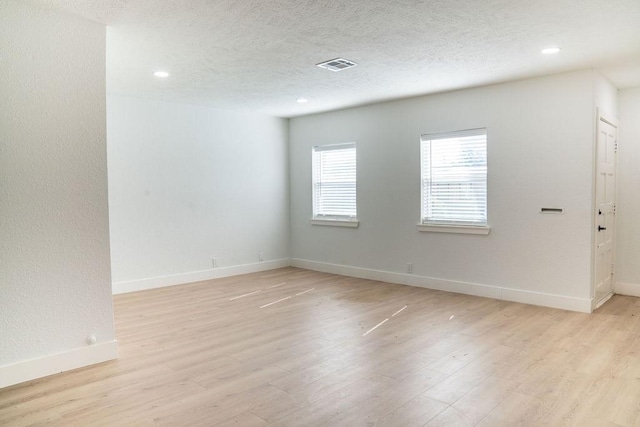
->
[290,70,601,311]
[0,1,116,386]
[107,95,289,292]
[616,87,640,293]
[594,72,619,119]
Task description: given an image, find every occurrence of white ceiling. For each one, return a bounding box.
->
[45,0,640,118]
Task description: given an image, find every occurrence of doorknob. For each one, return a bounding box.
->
[598,226,607,231]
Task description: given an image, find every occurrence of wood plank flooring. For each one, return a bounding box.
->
[2,267,640,426]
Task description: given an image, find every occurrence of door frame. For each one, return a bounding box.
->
[591,109,619,311]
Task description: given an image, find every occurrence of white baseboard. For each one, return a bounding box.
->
[112,259,291,295]
[113,257,594,311]
[291,258,592,313]
[0,340,118,389]
[616,282,640,297]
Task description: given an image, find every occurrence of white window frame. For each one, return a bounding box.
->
[418,128,490,235]
[311,142,358,227]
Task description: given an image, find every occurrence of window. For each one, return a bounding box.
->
[312,143,357,227]
[420,128,489,234]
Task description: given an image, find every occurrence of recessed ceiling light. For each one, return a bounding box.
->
[154,71,170,78]
[296,97,308,104]
[541,47,561,55]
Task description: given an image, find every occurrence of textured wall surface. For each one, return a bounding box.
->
[107,95,289,284]
[616,87,640,286]
[290,70,597,300]
[0,1,115,365]
[45,0,640,117]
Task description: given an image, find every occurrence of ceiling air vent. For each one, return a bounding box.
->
[316,58,357,72]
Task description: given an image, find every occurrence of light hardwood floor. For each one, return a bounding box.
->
[2,267,640,426]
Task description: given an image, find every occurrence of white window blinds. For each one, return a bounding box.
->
[420,129,487,225]
[312,143,357,219]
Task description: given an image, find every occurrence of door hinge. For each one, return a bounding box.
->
[611,264,615,276]
[613,204,616,215]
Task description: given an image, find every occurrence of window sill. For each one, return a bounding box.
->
[311,219,359,228]
[417,223,491,235]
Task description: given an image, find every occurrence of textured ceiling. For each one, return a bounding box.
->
[43,0,640,117]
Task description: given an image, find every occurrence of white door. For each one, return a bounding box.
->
[594,115,617,307]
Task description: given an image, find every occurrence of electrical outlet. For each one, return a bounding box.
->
[212,258,218,268]
[258,252,264,262]
[406,262,413,274]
